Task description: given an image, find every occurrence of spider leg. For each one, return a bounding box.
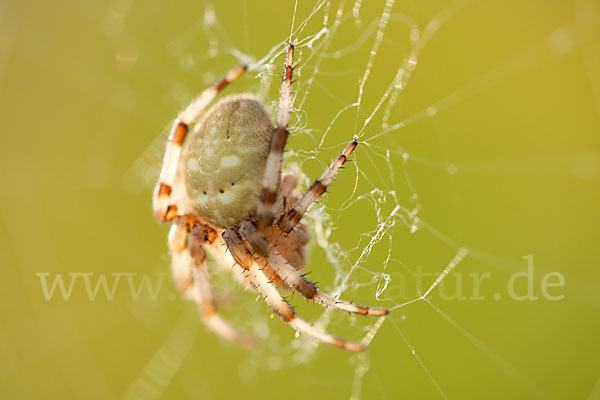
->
[247,258,366,352]
[223,227,366,351]
[238,221,388,317]
[273,174,298,217]
[203,234,256,292]
[279,140,358,233]
[257,43,295,228]
[153,64,247,221]
[169,218,256,348]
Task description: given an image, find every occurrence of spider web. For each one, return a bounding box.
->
[120,0,597,399]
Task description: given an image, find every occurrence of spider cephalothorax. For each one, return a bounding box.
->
[153,44,388,351]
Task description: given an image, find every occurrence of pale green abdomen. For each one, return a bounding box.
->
[183,94,273,227]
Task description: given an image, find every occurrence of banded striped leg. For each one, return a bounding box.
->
[153,65,247,221]
[246,259,366,352]
[169,219,256,348]
[257,43,295,228]
[279,140,358,233]
[203,234,255,292]
[273,174,298,217]
[239,221,388,317]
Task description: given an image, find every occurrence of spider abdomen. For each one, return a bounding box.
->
[182,94,273,227]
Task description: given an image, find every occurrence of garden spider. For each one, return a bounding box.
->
[153,43,388,352]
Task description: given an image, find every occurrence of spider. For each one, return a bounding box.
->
[153,44,388,352]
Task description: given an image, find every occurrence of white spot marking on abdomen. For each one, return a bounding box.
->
[194,193,209,206]
[220,155,241,168]
[217,190,235,204]
[187,158,200,172]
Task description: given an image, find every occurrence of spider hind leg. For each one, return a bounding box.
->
[169,218,256,349]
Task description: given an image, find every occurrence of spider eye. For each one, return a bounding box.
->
[219,189,224,193]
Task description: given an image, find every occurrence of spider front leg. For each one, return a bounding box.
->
[239,221,388,317]
[153,64,247,221]
[223,228,366,352]
[169,218,256,348]
[257,43,295,228]
[248,257,366,352]
[279,140,358,233]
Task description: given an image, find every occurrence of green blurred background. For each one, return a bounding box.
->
[1,0,599,399]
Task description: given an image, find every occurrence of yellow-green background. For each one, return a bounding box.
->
[1,0,599,399]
